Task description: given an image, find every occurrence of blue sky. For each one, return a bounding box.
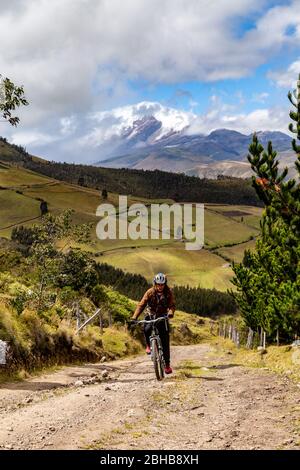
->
[0,0,299,162]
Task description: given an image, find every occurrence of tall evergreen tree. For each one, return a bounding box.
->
[231,74,300,341]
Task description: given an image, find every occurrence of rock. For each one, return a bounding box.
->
[90,372,97,377]
[49,427,56,432]
[74,380,84,387]
[25,397,33,403]
[101,370,109,378]
[100,356,107,363]
[104,386,111,391]
[5,444,12,449]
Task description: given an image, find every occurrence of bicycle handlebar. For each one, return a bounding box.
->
[129,315,169,326]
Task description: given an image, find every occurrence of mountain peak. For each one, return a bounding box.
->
[124,115,162,142]
[208,129,245,138]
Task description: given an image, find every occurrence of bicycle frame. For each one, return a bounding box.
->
[131,315,169,380]
[149,324,166,369]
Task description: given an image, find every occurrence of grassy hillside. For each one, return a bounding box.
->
[0,250,217,378]
[0,136,261,206]
[0,161,261,290]
[99,245,235,291]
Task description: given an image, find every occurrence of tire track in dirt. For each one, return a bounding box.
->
[0,344,299,450]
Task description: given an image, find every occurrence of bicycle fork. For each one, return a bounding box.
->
[150,334,166,368]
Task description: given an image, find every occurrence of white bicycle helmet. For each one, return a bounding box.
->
[153,272,167,285]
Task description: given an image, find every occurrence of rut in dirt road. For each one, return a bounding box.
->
[0,344,300,450]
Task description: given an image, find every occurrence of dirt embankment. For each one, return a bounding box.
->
[0,344,300,450]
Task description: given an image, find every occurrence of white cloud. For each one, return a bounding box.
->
[60,116,78,136]
[252,92,269,103]
[1,0,299,121]
[10,130,58,147]
[184,97,290,135]
[1,0,299,160]
[268,58,300,88]
[83,101,195,147]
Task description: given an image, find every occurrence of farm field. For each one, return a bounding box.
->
[0,161,262,290]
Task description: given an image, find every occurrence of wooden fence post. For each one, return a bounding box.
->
[260,327,263,347]
[263,331,266,349]
[99,310,104,335]
[76,302,80,330]
[237,332,240,348]
[246,328,254,349]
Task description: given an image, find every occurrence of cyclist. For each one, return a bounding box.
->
[132,272,175,374]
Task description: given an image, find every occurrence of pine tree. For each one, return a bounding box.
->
[231,74,300,341]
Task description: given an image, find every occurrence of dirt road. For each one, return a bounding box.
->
[0,344,300,450]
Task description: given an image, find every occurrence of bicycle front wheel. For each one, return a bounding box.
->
[151,338,164,381]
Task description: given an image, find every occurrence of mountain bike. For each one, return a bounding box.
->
[130,315,169,381]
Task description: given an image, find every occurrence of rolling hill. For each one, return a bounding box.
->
[0,158,261,291]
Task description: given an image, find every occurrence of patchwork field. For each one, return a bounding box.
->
[0,162,262,290]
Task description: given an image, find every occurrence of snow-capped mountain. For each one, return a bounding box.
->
[85,101,293,178]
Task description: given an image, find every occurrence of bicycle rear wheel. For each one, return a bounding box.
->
[151,338,164,381]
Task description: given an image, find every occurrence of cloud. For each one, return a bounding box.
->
[251,92,269,103]
[10,130,58,147]
[1,0,299,121]
[8,97,291,163]
[1,0,299,161]
[268,58,300,88]
[185,96,290,135]
[81,101,195,148]
[60,116,78,136]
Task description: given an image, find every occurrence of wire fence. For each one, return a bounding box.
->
[216,321,271,349]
